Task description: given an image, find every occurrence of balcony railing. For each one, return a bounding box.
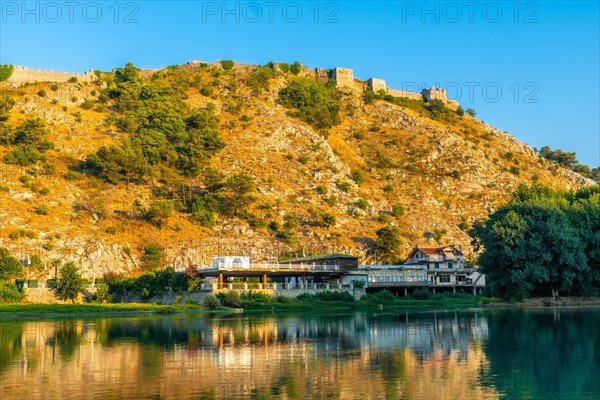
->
[198,263,340,272]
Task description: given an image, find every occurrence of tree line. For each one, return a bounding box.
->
[471,184,600,299]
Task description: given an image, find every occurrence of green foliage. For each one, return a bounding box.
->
[218,290,242,307]
[392,204,405,217]
[289,62,302,75]
[296,290,354,302]
[84,63,225,183]
[319,211,337,228]
[0,64,15,82]
[147,199,174,228]
[0,282,24,303]
[0,248,24,281]
[246,64,276,93]
[539,145,596,181]
[92,283,113,303]
[466,108,476,117]
[278,77,342,130]
[114,62,140,83]
[141,243,163,270]
[355,198,368,210]
[223,172,256,216]
[220,60,235,70]
[351,170,364,185]
[3,118,54,166]
[471,184,600,299]
[203,293,221,309]
[35,204,50,215]
[105,268,189,299]
[56,262,85,302]
[375,225,403,264]
[456,106,465,116]
[192,198,218,227]
[336,179,351,192]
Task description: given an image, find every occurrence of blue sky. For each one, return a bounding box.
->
[1,0,598,167]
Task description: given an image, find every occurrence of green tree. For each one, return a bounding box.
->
[147,199,174,228]
[56,262,85,302]
[319,212,337,228]
[375,225,403,264]
[223,172,256,216]
[0,248,24,281]
[471,184,591,299]
[278,77,341,130]
[142,244,163,270]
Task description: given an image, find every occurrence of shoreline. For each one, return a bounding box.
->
[2,297,600,318]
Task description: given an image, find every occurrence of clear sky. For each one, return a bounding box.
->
[1,0,598,167]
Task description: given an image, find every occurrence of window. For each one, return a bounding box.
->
[407,273,414,282]
[418,273,426,282]
[439,275,450,283]
[434,262,440,269]
[376,273,383,283]
[448,262,453,269]
[398,274,404,282]
[386,274,392,283]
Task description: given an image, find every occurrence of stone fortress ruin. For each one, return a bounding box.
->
[324,67,459,108]
[2,62,458,108]
[1,65,96,87]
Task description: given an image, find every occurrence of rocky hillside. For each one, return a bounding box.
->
[0,61,592,280]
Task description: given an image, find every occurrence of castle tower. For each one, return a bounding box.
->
[330,67,354,88]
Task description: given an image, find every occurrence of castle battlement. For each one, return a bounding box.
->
[327,67,456,105]
[3,65,96,87]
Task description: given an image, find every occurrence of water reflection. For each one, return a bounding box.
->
[0,309,597,399]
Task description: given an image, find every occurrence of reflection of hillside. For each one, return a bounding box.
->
[0,313,498,399]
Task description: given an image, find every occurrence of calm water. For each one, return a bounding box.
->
[1,308,599,400]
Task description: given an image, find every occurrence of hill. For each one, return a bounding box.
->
[0,60,593,280]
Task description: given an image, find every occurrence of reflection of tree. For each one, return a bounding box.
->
[483,309,600,399]
[0,323,22,373]
[47,321,82,360]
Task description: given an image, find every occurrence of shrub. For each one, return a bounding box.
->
[35,204,50,215]
[411,288,431,300]
[355,199,368,210]
[392,204,405,217]
[456,106,465,116]
[315,185,328,195]
[37,90,47,97]
[218,290,242,307]
[81,99,94,110]
[336,180,351,192]
[64,170,85,180]
[278,77,341,131]
[220,60,235,70]
[204,293,221,309]
[0,64,15,82]
[466,108,476,117]
[0,282,24,303]
[351,170,364,185]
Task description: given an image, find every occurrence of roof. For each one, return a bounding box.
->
[405,245,464,260]
[282,253,359,263]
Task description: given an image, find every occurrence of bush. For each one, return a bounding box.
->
[392,204,405,217]
[278,77,341,130]
[351,170,364,185]
[369,289,396,304]
[411,288,431,300]
[218,290,242,307]
[456,106,465,116]
[81,99,94,110]
[203,293,221,309]
[0,282,24,303]
[220,60,235,70]
[35,204,50,215]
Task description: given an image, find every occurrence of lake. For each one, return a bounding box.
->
[1,307,599,399]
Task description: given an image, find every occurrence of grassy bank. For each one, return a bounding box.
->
[0,303,206,318]
[216,290,486,312]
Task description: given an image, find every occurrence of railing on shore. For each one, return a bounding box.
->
[197,263,340,272]
[211,282,345,291]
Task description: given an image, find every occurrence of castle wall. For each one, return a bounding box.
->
[387,88,423,101]
[367,78,386,92]
[331,67,354,88]
[3,65,96,87]
[422,87,448,102]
